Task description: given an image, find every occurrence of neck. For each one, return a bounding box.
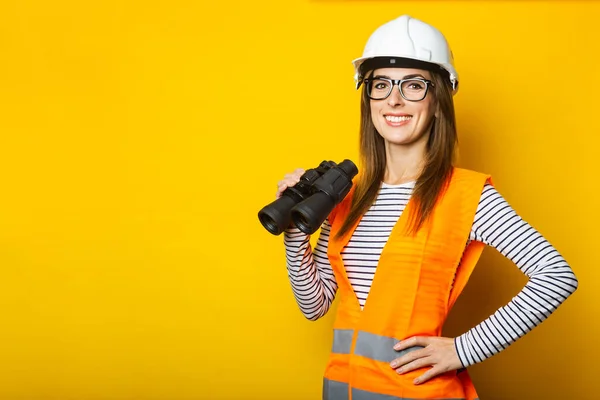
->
[383,140,427,185]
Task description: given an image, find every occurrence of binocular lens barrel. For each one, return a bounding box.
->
[258,159,358,236]
[290,192,334,235]
[258,195,298,235]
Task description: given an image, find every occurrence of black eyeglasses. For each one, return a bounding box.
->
[364,77,434,101]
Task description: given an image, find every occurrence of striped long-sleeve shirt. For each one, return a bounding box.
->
[283,181,578,367]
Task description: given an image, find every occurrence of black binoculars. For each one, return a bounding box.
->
[258,159,358,236]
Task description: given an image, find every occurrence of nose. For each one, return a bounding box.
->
[387,84,404,107]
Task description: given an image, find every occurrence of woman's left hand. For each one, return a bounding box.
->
[390,336,463,385]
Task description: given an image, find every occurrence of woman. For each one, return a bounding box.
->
[277,15,578,400]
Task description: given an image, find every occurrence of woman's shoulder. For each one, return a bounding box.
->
[446,167,494,203]
[452,166,489,177]
[451,166,493,185]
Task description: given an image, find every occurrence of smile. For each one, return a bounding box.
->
[385,115,412,123]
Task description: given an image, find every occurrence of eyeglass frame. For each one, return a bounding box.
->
[363,77,435,102]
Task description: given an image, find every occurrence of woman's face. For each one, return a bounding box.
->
[368,67,436,148]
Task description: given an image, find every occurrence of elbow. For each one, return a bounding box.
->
[305,314,322,322]
[560,268,579,299]
[565,263,580,294]
[299,294,333,321]
[571,271,580,294]
[304,310,327,321]
[302,306,330,321]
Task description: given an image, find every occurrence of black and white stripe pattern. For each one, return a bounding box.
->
[283,182,578,367]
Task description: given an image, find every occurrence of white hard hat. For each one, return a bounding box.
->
[352,15,459,94]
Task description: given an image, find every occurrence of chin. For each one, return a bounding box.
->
[381,130,427,147]
[379,130,414,143]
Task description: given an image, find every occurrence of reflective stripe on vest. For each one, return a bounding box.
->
[323,379,478,400]
[323,378,349,400]
[332,329,354,354]
[355,331,423,363]
[331,329,424,363]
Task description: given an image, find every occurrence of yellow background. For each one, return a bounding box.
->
[0,0,596,399]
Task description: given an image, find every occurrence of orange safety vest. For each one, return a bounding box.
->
[323,167,491,400]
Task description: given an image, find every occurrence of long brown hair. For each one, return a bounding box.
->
[335,70,458,239]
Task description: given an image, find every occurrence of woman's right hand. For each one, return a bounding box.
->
[276,168,305,199]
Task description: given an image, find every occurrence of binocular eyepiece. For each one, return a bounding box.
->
[258,159,359,235]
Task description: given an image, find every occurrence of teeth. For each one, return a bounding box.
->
[385,115,412,122]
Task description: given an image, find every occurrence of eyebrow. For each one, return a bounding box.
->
[373,74,426,80]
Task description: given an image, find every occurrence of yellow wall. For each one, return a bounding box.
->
[0,0,596,399]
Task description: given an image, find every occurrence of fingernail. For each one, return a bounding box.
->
[414,378,420,384]
[390,362,397,368]
[396,368,403,374]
